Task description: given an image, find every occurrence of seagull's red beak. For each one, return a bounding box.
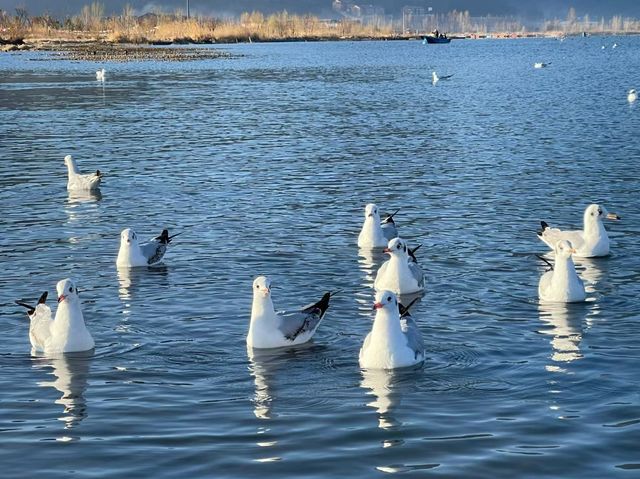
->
[373,302,383,310]
[57,294,66,303]
[383,248,391,254]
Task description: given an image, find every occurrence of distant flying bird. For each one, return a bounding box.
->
[534,62,551,69]
[628,89,637,103]
[96,68,106,81]
[432,71,453,84]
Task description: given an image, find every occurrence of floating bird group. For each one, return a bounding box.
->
[536,203,620,304]
[13,64,625,372]
[17,177,621,370]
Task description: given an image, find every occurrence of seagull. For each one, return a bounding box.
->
[601,45,606,50]
[247,276,333,349]
[374,237,425,295]
[538,240,586,303]
[358,203,399,248]
[15,279,95,354]
[64,155,102,191]
[534,62,551,69]
[116,228,179,267]
[432,71,453,84]
[628,89,637,103]
[96,68,106,81]
[537,204,620,258]
[613,43,618,49]
[359,290,424,369]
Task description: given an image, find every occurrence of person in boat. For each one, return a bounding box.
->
[433,29,439,38]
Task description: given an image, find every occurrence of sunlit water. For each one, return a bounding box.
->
[1,38,639,477]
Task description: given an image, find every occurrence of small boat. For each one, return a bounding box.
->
[423,35,451,44]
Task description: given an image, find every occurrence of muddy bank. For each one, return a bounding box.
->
[11,40,234,62]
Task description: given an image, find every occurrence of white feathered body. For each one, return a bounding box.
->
[117,242,151,267]
[65,156,101,191]
[539,218,610,258]
[359,309,424,369]
[29,302,94,354]
[538,256,586,303]
[375,256,424,295]
[358,216,388,248]
[117,231,168,268]
[248,296,317,349]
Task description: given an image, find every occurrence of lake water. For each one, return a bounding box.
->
[1,37,639,477]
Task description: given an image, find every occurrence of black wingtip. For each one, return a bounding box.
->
[96,169,103,177]
[15,301,35,315]
[399,297,420,318]
[535,254,554,271]
[537,221,549,237]
[409,244,422,262]
[303,292,332,317]
[156,229,171,244]
[38,291,48,305]
[382,208,400,224]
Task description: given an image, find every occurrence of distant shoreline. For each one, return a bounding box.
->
[2,31,638,61]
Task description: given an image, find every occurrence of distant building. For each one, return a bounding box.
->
[332,0,390,26]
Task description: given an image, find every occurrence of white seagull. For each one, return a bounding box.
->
[64,155,102,191]
[628,89,637,103]
[358,203,399,248]
[374,237,425,295]
[96,68,106,81]
[247,276,333,349]
[15,279,95,354]
[116,228,178,267]
[534,62,551,69]
[359,291,424,369]
[432,71,453,84]
[538,240,586,303]
[537,204,620,258]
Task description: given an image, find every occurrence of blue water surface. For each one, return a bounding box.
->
[0,37,639,477]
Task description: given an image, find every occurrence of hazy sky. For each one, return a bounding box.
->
[2,1,640,19]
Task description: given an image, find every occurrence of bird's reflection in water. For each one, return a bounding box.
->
[360,368,407,430]
[357,248,387,290]
[247,349,276,421]
[538,302,588,372]
[574,257,606,293]
[117,265,170,302]
[65,190,102,223]
[247,345,314,421]
[33,351,93,441]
